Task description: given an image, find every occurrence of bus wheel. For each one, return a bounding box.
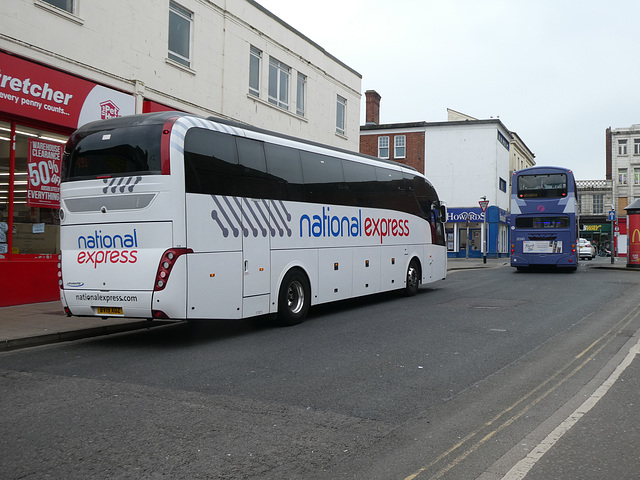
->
[404,259,420,296]
[277,269,310,326]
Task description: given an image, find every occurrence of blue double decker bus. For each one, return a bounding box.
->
[510,166,579,271]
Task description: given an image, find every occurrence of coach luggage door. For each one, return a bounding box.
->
[241,197,271,316]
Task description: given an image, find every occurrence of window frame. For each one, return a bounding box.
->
[296,72,306,117]
[618,139,628,155]
[593,194,604,214]
[635,139,640,155]
[168,1,193,68]
[394,135,406,159]
[248,46,261,97]
[619,168,628,185]
[39,0,74,13]
[268,57,291,109]
[336,95,346,136]
[378,136,389,159]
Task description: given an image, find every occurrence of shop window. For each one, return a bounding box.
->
[0,122,67,255]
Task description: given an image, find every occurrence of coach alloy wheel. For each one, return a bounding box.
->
[404,258,420,296]
[277,268,310,326]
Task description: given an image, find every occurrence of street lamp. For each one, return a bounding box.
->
[479,196,489,264]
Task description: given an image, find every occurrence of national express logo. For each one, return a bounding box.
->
[210,196,409,244]
[75,229,138,268]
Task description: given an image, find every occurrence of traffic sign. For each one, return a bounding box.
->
[479,200,489,212]
[608,210,616,222]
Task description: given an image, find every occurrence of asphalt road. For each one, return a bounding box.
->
[1,258,639,479]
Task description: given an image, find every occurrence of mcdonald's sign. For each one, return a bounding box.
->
[627,214,640,266]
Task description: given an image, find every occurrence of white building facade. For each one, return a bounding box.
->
[360,94,519,258]
[0,0,361,306]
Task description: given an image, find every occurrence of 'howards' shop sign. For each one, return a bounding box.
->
[447,207,485,223]
[0,51,134,129]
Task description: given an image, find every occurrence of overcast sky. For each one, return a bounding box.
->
[257,0,640,180]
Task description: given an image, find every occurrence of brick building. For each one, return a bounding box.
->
[360,91,532,258]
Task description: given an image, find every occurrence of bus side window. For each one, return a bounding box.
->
[403,173,426,218]
[300,152,346,205]
[264,144,304,202]
[342,160,376,208]
[184,128,242,196]
[236,137,280,200]
[375,166,406,211]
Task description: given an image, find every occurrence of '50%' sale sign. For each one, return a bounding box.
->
[27,139,63,209]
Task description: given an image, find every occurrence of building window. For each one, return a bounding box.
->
[394,135,406,158]
[41,0,73,12]
[168,2,192,67]
[497,131,510,150]
[578,195,584,214]
[635,139,640,155]
[296,73,306,117]
[635,167,640,185]
[268,58,290,109]
[249,46,261,97]
[618,139,628,155]
[336,95,346,136]
[378,136,389,159]
[499,177,507,192]
[619,168,628,185]
[593,194,604,214]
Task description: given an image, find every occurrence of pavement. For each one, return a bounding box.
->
[0,256,638,478]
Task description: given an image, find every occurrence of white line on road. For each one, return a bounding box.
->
[501,335,640,480]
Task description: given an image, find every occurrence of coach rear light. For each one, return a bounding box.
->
[154,248,192,292]
[57,255,64,288]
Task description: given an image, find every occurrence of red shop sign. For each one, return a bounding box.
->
[27,138,62,209]
[0,51,134,129]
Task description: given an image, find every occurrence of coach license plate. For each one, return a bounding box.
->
[96,306,123,315]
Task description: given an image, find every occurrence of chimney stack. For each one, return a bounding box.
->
[365,90,381,125]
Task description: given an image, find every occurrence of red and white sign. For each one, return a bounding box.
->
[27,139,63,209]
[0,51,134,129]
[479,200,489,212]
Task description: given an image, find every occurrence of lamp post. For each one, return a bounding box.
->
[479,196,489,264]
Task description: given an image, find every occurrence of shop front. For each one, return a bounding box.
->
[445,206,510,259]
[0,50,135,306]
[579,223,612,257]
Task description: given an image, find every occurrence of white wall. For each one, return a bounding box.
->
[1,0,361,150]
[424,122,511,210]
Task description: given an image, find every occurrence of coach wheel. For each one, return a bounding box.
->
[404,258,420,296]
[277,269,310,326]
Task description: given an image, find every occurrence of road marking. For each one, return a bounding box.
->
[403,304,640,480]
[502,335,640,479]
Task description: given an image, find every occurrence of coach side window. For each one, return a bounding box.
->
[264,144,304,202]
[184,128,241,196]
[301,152,345,205]
[236,137,282,199]
[342,160,376,207]
[375,166,406,211]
